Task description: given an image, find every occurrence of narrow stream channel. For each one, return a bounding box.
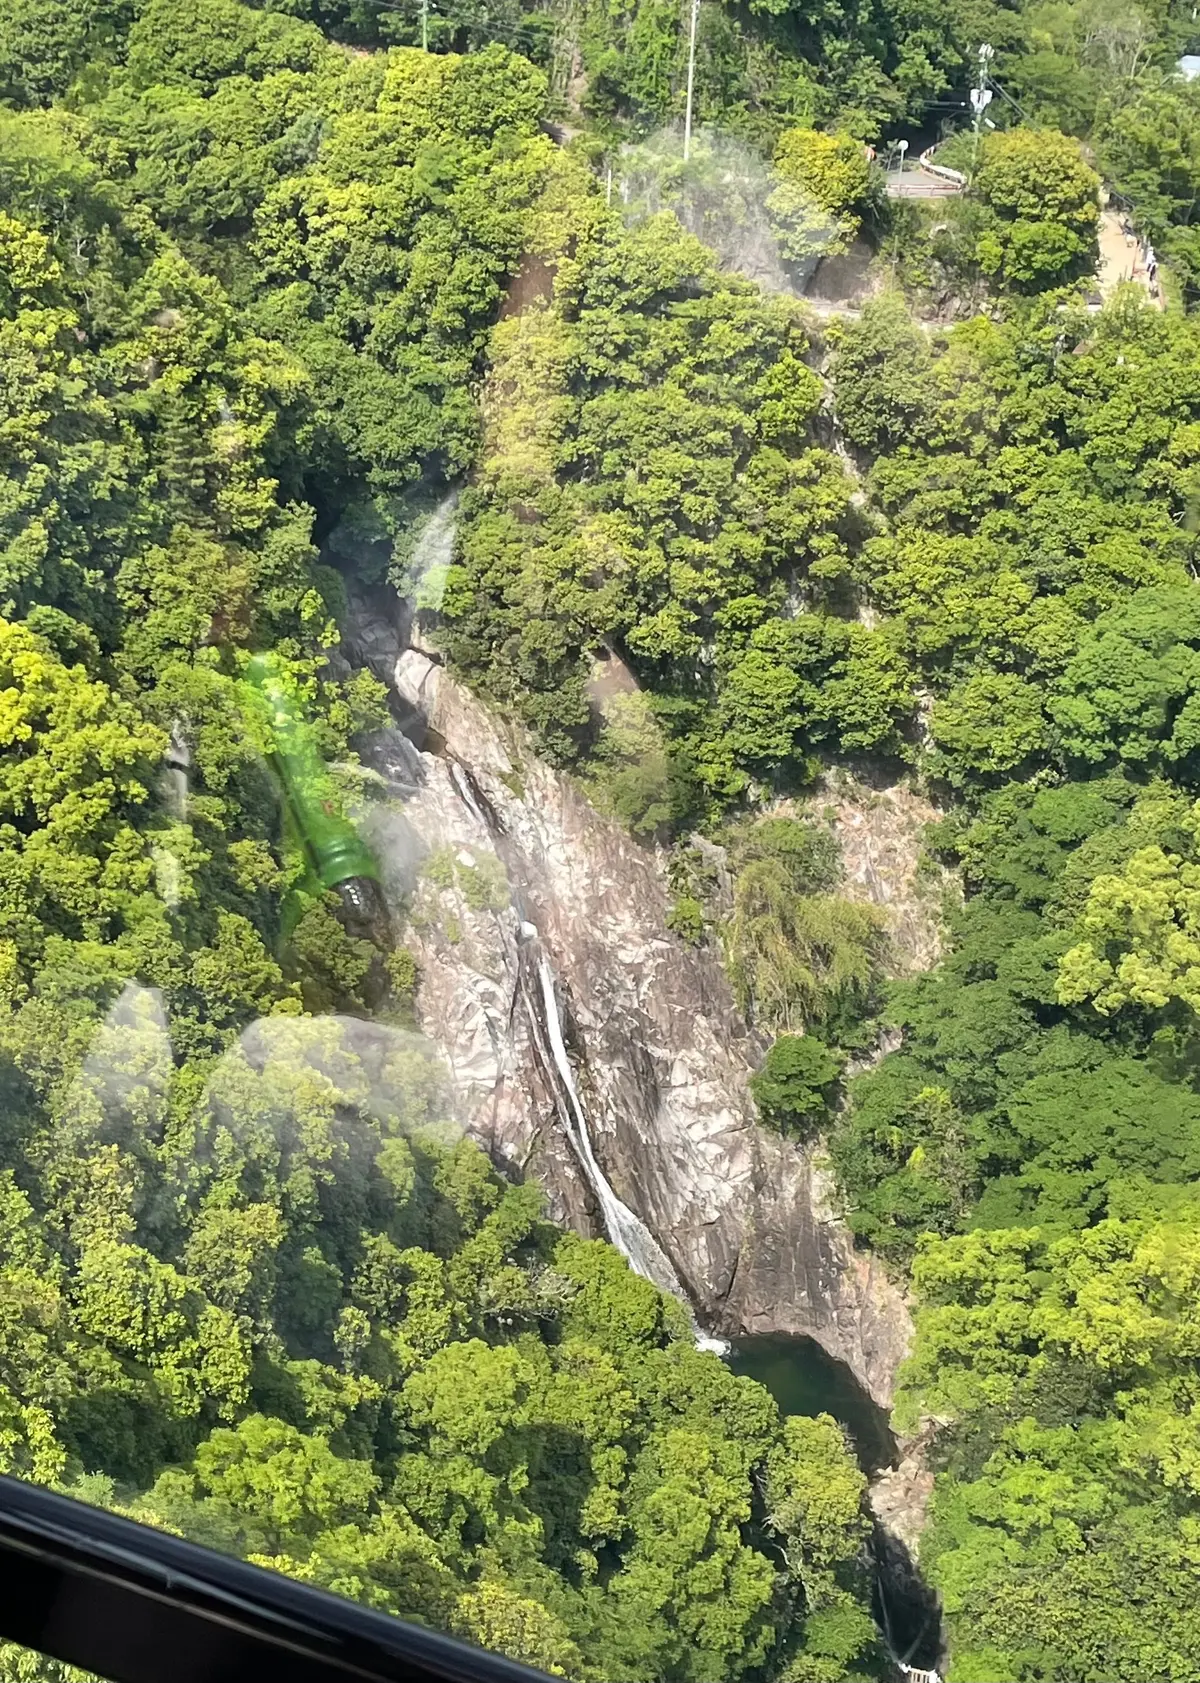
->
[728,1333,943,1679]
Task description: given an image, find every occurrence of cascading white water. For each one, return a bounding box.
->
[447,760,491,834]
[403,490,461,610]
[381,690,732,1356]
[537,958,681,1294]
[536,957,729,1352]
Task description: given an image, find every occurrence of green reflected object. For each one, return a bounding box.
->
[245,652,378,890]
[244,653,389,947]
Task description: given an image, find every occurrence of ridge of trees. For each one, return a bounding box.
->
[0,12,898,1680]
[5,1,1200,1680]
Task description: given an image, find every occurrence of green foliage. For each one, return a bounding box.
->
[0,960,879,1680]
[896,1208,1200,1682]
[930,672,1047,780]
[288,894,376,1012]
[763,1413,875,1678]
[437,180,911,795]
[768,128,875,265]
[1,4,133,108]
[723,817,887,1037]
[255,0,1017,144]
[412,846,509,945]
[1049,585,1200,773]
[833,296,1200,795]
[971,128,1100,290]
[0,19,898,1674]
[830,782,1192,1251]
[666,894,706,945]
[831,770,1200,1670]
[729,816,841,895]
[1101,80,1200,296]
[10,0,1200,1678]
[1056,798,1200,1017]
[750,1033,844,1138]
[126,0,326,94]
[150,1413,379,1552]
[830,295,932,455]
[453,1581,582,1678]
[587,689,687,837]
[385,945,419,1006]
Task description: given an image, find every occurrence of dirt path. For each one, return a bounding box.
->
[1097,209,1136,291]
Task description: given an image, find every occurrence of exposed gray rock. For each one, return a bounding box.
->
[808,772,952,977]
[871,1450,937,1560]
[340,576,410,683]
[362,650,913,1407]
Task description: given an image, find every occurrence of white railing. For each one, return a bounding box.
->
[918,146,966,187]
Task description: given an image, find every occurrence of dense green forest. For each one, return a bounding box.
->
[3,0,1200,1678]
[0,8,894,1683]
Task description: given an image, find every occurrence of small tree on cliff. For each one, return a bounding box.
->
[750,1034,844,1138]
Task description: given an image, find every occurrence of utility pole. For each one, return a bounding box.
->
[420,0,429,50]
[969,42,994,175]
[683,0,700,162]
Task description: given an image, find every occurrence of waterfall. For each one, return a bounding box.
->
[536,957,683,1296]
[535,956,729,1353]
[447,758,495,835]
[442,749,733,1351]
[375,681,732,1354]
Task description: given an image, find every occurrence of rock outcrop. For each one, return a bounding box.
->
[811,772,951,977]
[357,646,913,1407]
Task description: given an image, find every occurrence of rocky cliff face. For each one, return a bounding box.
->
[812,772,950,978]
[348,625,913,1408]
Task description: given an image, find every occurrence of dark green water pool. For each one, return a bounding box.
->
[727,1334,896,1473]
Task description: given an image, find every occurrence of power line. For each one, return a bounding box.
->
[985,72,1030,123]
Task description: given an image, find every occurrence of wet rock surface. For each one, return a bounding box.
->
[362,646,913,1407]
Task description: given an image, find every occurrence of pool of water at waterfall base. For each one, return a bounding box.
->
[726,1334,896,1473]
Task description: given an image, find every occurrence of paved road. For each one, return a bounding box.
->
[885,163,962,199]
[1095,207,1163,307]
